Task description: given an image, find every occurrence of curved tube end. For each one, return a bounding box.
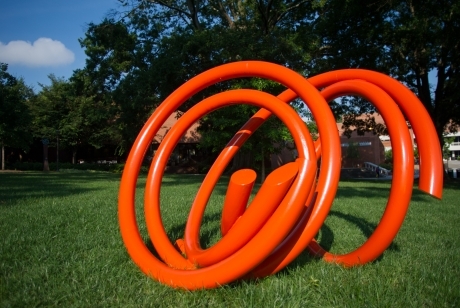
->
[418,179,443,200]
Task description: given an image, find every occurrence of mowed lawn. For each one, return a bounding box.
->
[1,171,459,307]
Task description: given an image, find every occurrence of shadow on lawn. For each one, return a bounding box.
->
[0,172,120,206]
[315,210,399,253]
[270,208,400,277]
[157,173,230,195]
[142,211,225,267]
[152,173,255,201]
[143,205,398,277]
[120,173,442,288]
[337,180,438,203]
[156,211,224,250]
[157,174,437,204]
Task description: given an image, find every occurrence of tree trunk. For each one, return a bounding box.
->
[260,148,266,183]
[43,144,49,172]
[436,124,445,158]
[231,151,253,173]
[72,149,77,164]
[1,143,4,171]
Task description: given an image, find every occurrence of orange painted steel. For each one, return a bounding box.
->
[118,61,443,290]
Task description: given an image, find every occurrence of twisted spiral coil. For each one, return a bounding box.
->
[118,61,443,290]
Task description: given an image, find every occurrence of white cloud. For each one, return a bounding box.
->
[0,38,75,67]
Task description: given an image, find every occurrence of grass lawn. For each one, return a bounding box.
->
[1,171,459,307]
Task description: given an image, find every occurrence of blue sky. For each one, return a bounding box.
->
[0,0,120,92]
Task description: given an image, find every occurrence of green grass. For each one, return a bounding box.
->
[1,171,459,307]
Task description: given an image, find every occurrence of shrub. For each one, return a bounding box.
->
[379,163,393,171]
[4,162,126,173]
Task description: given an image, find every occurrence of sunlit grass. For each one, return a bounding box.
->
[1,172,459,307]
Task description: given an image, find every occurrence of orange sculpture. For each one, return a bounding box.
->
[118,61,443,290]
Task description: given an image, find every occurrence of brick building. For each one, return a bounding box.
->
[270,114,390,169]
[150,111,201,166]
[151,112,392,170]
[337,114,386,168]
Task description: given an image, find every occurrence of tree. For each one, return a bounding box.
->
[442,136,455,159]
[0,63,33,170]
[29,74,121,164]
[384,149,393,163]
[313,0,460,146]
[29,76,75,168]
[114,0,320,34]
[197,103,294,182]
[345,141,360,168]
[79,0,458,173]
[78,19,137,93]
[70,69,123,156]
[78,0,323,163]
[78,19,151,154]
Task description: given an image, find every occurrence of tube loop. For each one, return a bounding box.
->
[118,61,442,289]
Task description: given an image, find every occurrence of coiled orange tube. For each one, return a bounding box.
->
[118,61,443,290]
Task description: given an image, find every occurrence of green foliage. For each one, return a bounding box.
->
[314,0,460,146]
[413,147,419,159]
[197,103,291,174]
[18,0,456,168]
[385,149,393,163]
[379,163,393,171]
[346,142,360,159]
[70,69,123,151]
[78,19,137,92]
[75,0,324,158]
[3,161,150,173]
[6,161,110,172]
[443,136,455,159]
[29,75,80,145]
[0,63,33,150]
[342,113,388,138]
[28,73,123,161]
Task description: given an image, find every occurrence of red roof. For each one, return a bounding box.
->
[152,111,201,143]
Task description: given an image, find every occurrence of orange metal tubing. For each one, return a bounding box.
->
[220,169,257,236]
[244,71,443,276]
[118,61,443,290]
[306,80,414,265]
[119,64,326,289]
[142,89,318,279]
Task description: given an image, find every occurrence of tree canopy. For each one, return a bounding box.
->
[0,63,33,150]
[4,0,459,169]
[75,0,458,153]
[314,0,460,144]
[28,73,122,163]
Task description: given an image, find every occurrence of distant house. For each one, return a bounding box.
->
[157,112,392,169]
[150,111,201,166]
[152,111,201,144]
[270,114,388,169]
[337,117,386,168]
[378,116,460,160]
[443,131,460,159]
